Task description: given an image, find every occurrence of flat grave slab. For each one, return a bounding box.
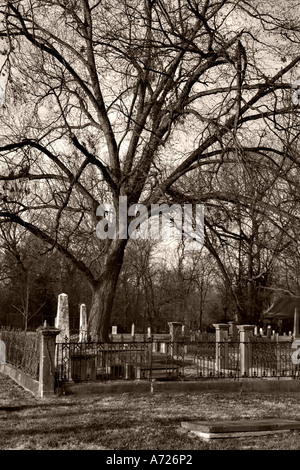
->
[181,419,300,439]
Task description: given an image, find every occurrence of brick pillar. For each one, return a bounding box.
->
[237,325,255,377]
[37,324,61,398]
[213,324,229,374]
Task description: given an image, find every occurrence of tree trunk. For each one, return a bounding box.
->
[88,238,128,341]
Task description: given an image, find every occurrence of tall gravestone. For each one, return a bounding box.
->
[79,304,88,342]
[55,293,70,342]
[55,293,71,381]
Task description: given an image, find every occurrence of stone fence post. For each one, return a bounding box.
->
[37,324,61,398]
[213,324,229,374]
[237,325,255,377]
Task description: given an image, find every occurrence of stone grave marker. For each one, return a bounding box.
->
[79,304,87,342]
[181,419,300,440]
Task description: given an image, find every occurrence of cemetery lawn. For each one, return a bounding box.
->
[1,373,300,450]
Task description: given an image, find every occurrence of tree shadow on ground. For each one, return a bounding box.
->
[0,402,79,412]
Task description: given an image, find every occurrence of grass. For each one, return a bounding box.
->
[1,372,300,450]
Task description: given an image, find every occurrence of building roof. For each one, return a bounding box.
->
[265,296,300,319]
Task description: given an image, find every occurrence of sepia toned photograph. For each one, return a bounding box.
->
[0,0,300,457]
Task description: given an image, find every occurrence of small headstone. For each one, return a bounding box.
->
[259,328,264,336]
[112,326,118,335]
[147,327,151,338]
[131,323,135,336]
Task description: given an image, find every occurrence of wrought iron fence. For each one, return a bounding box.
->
[56,337,159,382]
[54,336,300,384]
[250,338,299,378]
[0,329,40,380]
[1,326,298,386]
[54,337,238,383]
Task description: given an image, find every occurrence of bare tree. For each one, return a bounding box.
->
[0,224,48,330]
[0,1,300,339]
